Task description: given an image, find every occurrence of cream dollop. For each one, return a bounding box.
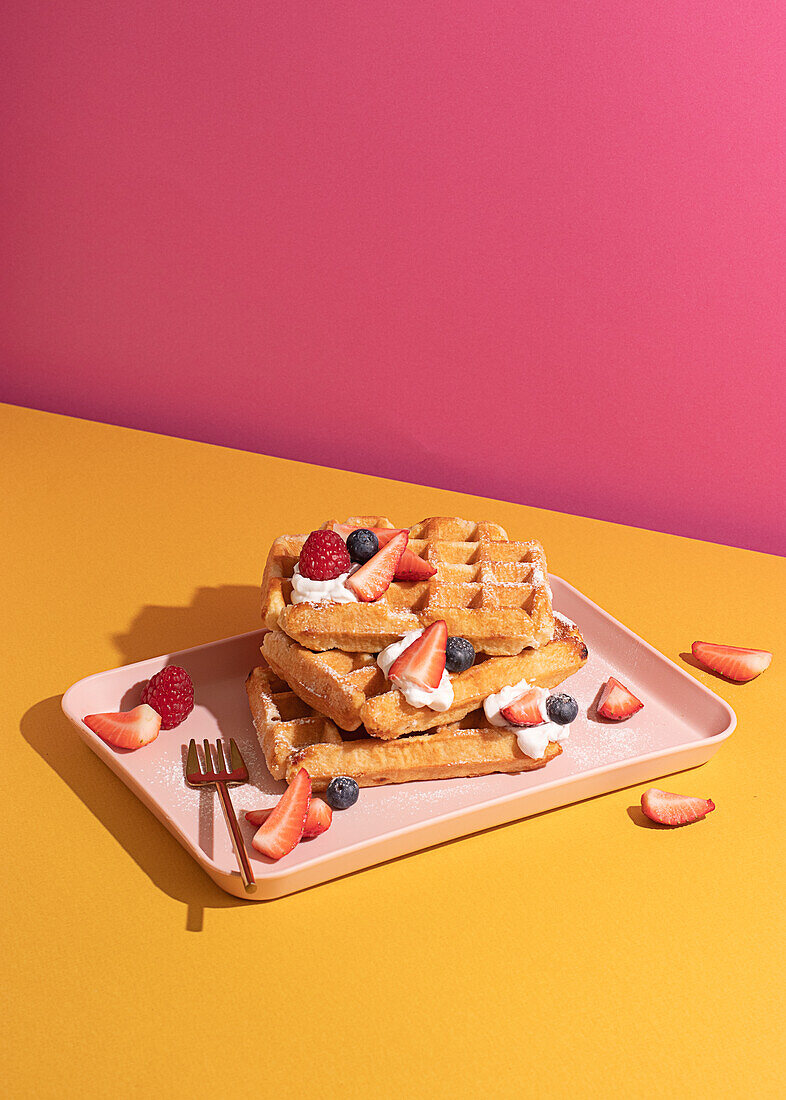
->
[483,681,572,760]
[290,563,359,605]
[377,630,455,711]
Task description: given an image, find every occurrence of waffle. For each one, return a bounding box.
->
[261,617,588,739]
[245,663,562,790]
[260,516,554,655]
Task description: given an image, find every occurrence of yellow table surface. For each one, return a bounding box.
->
[2,402,784,1099]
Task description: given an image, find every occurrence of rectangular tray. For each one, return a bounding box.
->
[61,576,736,900]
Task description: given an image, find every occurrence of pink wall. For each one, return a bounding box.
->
[2,2,784,555]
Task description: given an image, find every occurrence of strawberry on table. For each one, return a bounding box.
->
[641,787,715,826]
[246,795,332,839]
[389,620,448,692]
[251,768,312,860]
[345,530,408,601]
[597,677,643,720]
[691,641,772,683]
[83,704,162,750]
[500,687,548,727]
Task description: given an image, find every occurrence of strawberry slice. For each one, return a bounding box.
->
[83,704,162,750]
[691,641,772,683]
[641,787,715,826]
[246,796,332,838]
[344,531,408,601]
[395,548,437,581]
[332,523,407,546]
[597,677,643,720]
[303,797,333,837]
[251,768,311,860]
[389,620,447,691]
[500,687,548,727]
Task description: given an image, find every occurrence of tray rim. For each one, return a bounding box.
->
[61,574,737,891]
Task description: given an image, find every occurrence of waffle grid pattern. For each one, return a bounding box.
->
[261,516,554,654]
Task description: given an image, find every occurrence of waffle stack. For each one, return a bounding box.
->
[248,517,588,790]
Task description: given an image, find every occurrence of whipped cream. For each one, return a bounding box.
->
[483,680,572,760]
[377,630,455,711]
[290,563,359,605]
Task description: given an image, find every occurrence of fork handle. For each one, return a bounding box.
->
[215,782,257,893]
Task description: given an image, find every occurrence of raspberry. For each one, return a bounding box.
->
[141,665,195,730]
[298,530,351,581]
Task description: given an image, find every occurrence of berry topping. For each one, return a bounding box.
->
[141,665,195,730]
[500,687,547,727]
[251,768,311,860]
[596,677,643,720]
[546,692,579,725]
[303,797,333,836]
[246,796,332,838]
[325,776,360,810]
[389,620,448,692]
[346,528,379,563]
[641,787,715,826]
[395,548,437,581]
[332,523,407,546]
[344,530,408,601]
[83,704,161,750]
[298,530,352,581]
[691,641,772,683]
[445,636,475,674]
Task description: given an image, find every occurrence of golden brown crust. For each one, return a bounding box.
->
[260,516,555,656]
[246,658,565,791]
[262,619,587,739]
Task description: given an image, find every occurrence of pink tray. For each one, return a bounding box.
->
[62,577,735,900]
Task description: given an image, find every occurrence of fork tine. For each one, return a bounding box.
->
[214,739,227,773]
[203,739,214,773]
[229,738,246,774]
[186,739,200,776]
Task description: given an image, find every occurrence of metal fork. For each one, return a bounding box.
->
[186,738,256,893]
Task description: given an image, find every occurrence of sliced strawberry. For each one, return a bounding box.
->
[597,677,643,720]
[641,787,715,826]
[395,548,437,581]
[251,768,311,860]
[332,523,407,547]
[344,530,408,601]
[389,620,447,691]
[370,526,407,547]
[246,796,332,839]
[691,641,772,683]
[332,522,360,541]
[500,686,548,727]
[303,797,332,837]
[83,704,161,750]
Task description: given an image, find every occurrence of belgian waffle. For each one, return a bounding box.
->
[245,663,562,790]
[260,516,554,655]
[261,617,588,739]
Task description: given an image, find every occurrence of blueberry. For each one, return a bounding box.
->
[325,776,360,810]
[346,528,379,564]
[546,693,579,725]
[445,636,475,674]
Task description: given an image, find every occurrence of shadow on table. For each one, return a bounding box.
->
[21,585,263,932]
[112,584,261,664]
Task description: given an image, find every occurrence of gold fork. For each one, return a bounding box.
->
[186,739,256,894]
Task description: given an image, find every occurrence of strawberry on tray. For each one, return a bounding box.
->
[596,677,643,721]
